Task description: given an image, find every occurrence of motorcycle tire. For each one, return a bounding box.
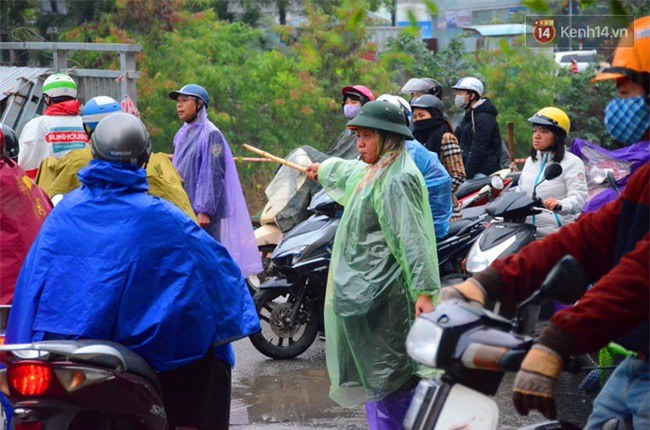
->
[245,245,276,295]
[249,288,319,359]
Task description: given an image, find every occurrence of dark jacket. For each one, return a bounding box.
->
[454,98,503,178]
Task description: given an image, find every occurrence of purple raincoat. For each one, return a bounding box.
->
[569,139,650,213]
[173,108,262,277]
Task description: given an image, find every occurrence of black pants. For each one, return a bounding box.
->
[158,353,232,430]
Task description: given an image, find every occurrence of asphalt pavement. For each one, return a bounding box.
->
[229,337,551,429]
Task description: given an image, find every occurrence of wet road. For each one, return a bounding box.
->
[228,337,551,429]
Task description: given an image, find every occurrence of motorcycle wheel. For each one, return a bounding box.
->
[245,245,275,295]
[249,288,319,359]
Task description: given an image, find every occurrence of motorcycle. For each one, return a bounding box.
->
[250,191,489,359]
[249,189,339,359]
[247,146,332,293]
[463,163,563,331]
[464,163,563,276]
[403,255,612,430]
[0,339,167,430]
[455,168,520,210]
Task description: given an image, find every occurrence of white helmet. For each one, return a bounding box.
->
[42,73,78,99]
[377,94,411,112]
[452,77,484,97]
[377,94,412,125]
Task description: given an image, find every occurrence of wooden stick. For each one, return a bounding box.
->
[242,144,307,173]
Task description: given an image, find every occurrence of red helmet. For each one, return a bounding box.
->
[341,85,374,104]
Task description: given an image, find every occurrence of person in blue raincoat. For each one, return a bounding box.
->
[6,112,260,430]
[305,101,440,430]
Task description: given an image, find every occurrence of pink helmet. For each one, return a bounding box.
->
[341,85,374,104]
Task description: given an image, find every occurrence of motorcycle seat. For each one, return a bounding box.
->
[65,340,163,394]
[455,177,492,199]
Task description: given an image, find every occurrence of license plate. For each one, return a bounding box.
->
[403,379,442,430]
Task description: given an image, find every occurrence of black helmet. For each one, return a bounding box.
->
[91,112,152,167]
[410,94,444,117]
[0,123,19,161]
[401,78,443,99]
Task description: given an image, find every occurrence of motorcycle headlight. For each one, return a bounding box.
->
[406,317,443,368]
[466,252,490,274]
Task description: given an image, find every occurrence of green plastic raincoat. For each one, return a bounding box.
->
[318,148,440,408]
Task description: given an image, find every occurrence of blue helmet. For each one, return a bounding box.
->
[169,84,209,107]
[82,96,123,136]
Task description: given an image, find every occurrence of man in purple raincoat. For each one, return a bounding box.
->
[169,84,262,277]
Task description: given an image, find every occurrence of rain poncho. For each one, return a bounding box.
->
[172,108,261,277]
[36,147,197,222]
[317,148,440,408]
[6,160,260,371]
[570,139,650,213]
[405,140,452,238]
[0,158,52,304]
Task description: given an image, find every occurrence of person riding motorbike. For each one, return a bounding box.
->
[0,124,52,305]
[35,96,197,221]
[571,15,650,213]
[452,77,504,179]
[6,112,260,430]
[325,85,375,158]
[400,77,444,102]
[440,17,650,430]
[18,73,88,178]
[410,94,466,221]
[519,107,587,237]
[377,94,452,238]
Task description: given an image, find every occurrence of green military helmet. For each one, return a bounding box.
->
[346,101,414,140]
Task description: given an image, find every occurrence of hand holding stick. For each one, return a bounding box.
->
[242,144,307,173]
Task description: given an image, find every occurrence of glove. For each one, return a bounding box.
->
[512,344,564,419]
[438,278,487,306]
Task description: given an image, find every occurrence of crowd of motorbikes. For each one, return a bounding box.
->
[0,140,641,430]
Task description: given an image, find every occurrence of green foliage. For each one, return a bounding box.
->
[555,65,617,147]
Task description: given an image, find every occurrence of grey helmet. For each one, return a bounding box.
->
[410,94,444,117]
[401,78,443,99]
[91,112,152,167]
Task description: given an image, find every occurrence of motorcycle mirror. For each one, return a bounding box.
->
[532,163,563,200]
[537,255,589,303]
[514,255,589,333]
[490,176,505,191]
[543,162,563,181]
[606,170,621,195]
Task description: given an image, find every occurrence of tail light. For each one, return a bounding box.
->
[16,424,43,430]
[9,362,52,396]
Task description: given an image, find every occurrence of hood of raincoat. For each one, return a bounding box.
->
[6,160,260,371]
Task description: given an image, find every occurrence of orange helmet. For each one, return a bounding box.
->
[592,16,650,90]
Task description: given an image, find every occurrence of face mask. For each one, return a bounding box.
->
[604,96,650,145]
[454,94,468,110]
[344,104,362,120]
[412,118,437,142]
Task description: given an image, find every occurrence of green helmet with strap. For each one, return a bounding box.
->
[346,101,414,139]
[42,73,77,99]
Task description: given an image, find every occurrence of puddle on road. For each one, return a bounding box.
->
[231,366,365,426]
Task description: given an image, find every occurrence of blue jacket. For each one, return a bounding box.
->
[6,160,260,371]
[406,140,453,238]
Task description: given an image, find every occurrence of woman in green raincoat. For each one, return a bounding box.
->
[305,101,440,429]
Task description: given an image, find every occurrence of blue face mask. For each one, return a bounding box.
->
[604,96,650,145]
[343,104,362,120]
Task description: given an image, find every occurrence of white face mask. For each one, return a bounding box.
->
[454,94,468,110]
